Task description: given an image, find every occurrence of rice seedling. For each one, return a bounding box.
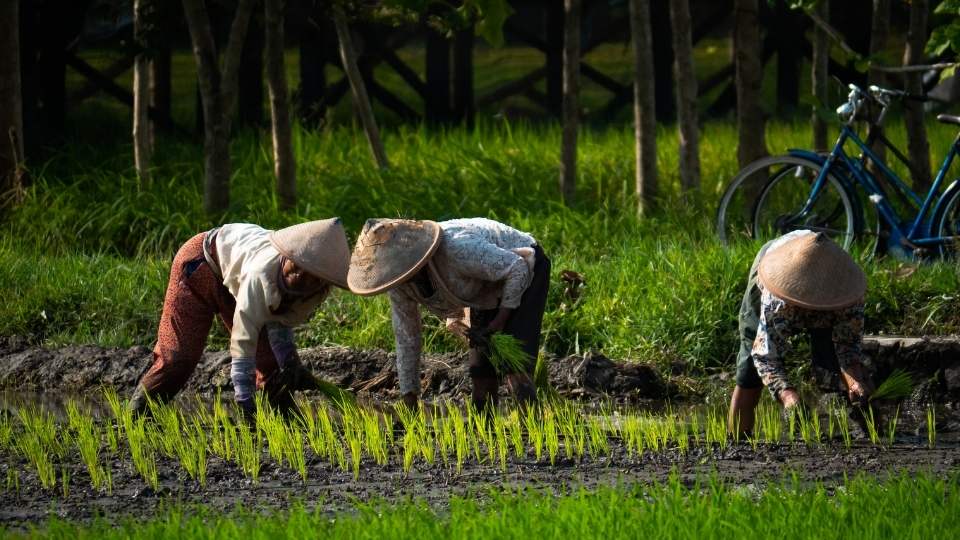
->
[415,406,436,466]
[125,415,158,489]
[341,406,366,478]
[60,466,70,498]
[17,430,56,489]
[927,405,936,449]
[524,405,544,461]
[66,401,109,491]
[756,400,782,444]
[864,407,881,446]
[492,413,509,471]
[621,415,643,457]
[488,333,531,375]
[870,369,914,402]
[235,412,262,483]
[834,404,852,449]
[543,408,560,465]
[6,468,19,497]
[449,402,469,473]
[0,411,12,451]
[704,407,727,449]
[886,406,900,447]
[587,415,608,457]
[506,410,525,459]
[361,408,389,466]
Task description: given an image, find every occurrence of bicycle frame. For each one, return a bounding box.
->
[788,123,960,253]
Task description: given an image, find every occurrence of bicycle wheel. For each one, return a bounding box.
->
[717,155,836,246]
[752,161,858,250]
[935,185,960,257]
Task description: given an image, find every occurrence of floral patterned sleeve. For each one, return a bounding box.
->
[833,303,865,370]
[752,291,799,399]
[388,288,422,395]
[444,233,530,309]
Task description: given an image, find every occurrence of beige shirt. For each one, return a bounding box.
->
[214,223,328,359]
[388,218,537,394]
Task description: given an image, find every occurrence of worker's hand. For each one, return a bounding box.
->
[779,388,802,410]
[263,351,306,399]
[841,365,873,407]
[486,307,512,333]
[467,326,493,349]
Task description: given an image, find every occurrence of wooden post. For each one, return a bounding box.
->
[903,0,931,191]
[811,0,829,150]
[669,0,700,192]
[629,0,657,216]
[0,0,24,204]
[265,0,296,209]
[333,7,389,169]
[559,0,580,203]
[133,0,152,187]
[734,0,768,168]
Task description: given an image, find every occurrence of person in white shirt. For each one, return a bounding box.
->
[130,219,351,417]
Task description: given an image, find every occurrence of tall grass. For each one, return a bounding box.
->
[3,120,960,370]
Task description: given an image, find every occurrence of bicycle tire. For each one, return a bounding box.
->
[752,160,859,250]
[716,155,846,246]
[934,183,960,257]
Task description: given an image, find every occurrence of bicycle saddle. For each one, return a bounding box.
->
[936,114,960,125]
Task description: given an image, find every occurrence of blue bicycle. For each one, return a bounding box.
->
[716,83,960,258]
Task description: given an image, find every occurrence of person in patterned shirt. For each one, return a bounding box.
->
[347,218,550,411]
[727,231,874,435]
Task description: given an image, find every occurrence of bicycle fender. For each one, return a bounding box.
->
[929,179,960,236]
[785,149,827,165]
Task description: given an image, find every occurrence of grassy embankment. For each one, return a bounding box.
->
[8,473,960,539]
[3,117,960,372]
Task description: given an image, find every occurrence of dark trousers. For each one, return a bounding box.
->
[468,245,550,399]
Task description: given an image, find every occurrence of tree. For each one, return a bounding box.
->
[181,0,256,214]
[669,0,700,192]
[629,0,657,215]
[734,0,768,168]
[811,0,830,150]
[0,0,24,206]
[559,0,580,203]
[133,0,152,187]
[903,0,931,191]
[333,6,389,169]
[867,0,890,167]
[265,0,296,209]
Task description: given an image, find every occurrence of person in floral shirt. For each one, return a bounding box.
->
[347,218,550,411]
[727,230,874,435]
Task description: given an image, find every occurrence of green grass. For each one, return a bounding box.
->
[9,473,960,539]
[4,118,960,369]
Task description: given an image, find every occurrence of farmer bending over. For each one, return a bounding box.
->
[727,230,874,435]
[347,218,550,411]
[130,219,351,417]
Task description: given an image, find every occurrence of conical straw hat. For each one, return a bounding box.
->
[347,219,441,296]
[269,218,351,289]
[757,232,866,310]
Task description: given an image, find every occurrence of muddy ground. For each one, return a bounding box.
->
[1,438,958,526]
[2,335,960,405]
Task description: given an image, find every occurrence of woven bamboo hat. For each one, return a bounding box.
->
[269,218,351,289]
[347,218,441,296]
[757,232,866,310]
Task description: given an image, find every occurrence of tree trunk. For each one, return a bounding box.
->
[182,0,256,214]
[773,1,801,113]
[867,0,890,166]
[903,0,931,192]
[0,0,24,205]
[669,0,700,192]
[150,47,171,140]
[133,0,152,188]
[629,0,657,215]
[298,22,329,128]
[332,7,389,169]
[651,2,675,121]
[453,24,475,129]
[811,0,829,150]
[265,0,296,210]
[425,21,451,125]
[560,0,580,204]
[238,12,265,128]
[733,0,767,168]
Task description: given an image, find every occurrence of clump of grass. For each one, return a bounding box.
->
[488,333,531,375]
[927,405,936,449]
[870,369,914,401]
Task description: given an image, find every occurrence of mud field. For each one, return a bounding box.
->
[1,335,960,526]
[2,436,958,525]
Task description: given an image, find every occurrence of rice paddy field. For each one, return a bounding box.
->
[5,45,960,536]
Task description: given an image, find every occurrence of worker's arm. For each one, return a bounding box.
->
[231,276,272,408]
[752,293,799,405]
[389,288,423,400]
[833,302,872,405]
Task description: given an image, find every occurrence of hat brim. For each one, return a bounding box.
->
[269,233,350,289]
[348,220,442,296]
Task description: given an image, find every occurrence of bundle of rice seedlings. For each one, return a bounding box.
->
[302,371,356,409]
[869,369,913,401]
[489,333,531,375]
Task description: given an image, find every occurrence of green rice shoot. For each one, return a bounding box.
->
[870,369,914,402]
[489,333,531,375]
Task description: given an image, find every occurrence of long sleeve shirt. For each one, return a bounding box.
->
[389,218,537,394]
[213,223,329,360]
[751,283,865,399]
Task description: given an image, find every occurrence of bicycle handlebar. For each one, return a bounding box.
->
[836,83,930,125]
